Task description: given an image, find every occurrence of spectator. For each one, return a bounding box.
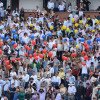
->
[47,0,54,12]
[54,0,59,12]
[58,2,65,12]
[68,2,72,12]
[20,8,24,21]
[76,81,85,100]
[0,7,6,21]
[68,82,76,100]
[83,0,91,11]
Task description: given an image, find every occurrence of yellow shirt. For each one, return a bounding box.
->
[59,72,65,79]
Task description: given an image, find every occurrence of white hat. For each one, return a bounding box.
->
[91,77,97,82]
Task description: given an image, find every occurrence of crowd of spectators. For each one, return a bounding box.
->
[47,0,91,12]
[0,0,100,100]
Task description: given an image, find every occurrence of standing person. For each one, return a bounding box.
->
[81,61,88,81]
[68,82,76,100]
[83,0,91,11]
[3,77,10,98]
[76,81,85,100]
[85,83,92,100]
[54,0,59,12]
[38,88,46,100]
[6,6,11,16]
[92,83,98,100]
[47,0,54,12]
[53,56,60,73]
[13,89,19,100]
[0,7,6,21]
[0,0,3,12]
[20,8,24,21]
[19,88,26,100]
[58,2,65,12]
[9,83,16,100]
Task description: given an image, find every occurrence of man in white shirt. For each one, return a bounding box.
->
[3,77,10,98]
[58,2,65,12]
[31,71,37,82]
[18,26,25,42]
[10,69,17,78]
[22,71,29,88]
[22,33,29,45]
[19,47,25,58]
[36,76,42,90]
[68,82,76,100]
[0,0,3,12]
[47,0,54,12]
[52,73,61,87]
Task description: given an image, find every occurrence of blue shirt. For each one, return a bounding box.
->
[13,93,19,100]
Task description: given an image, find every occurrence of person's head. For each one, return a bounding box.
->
[5,77,8,80]
[86,83,89,87]
[11,83,15,88]
[79,81,83,86]
[55,72,58,76]
[39,88,44,93]
[91,60,94,64]
[50,0,53,2]
[23,71,26,75]
[33,71,35,75]
[20,88,24,92]
[34,90,37,94]
[16,89,19,93]
[60,84,64,88]
[21,47,23,51]
[8,6,11,9]
[24,33,27,37]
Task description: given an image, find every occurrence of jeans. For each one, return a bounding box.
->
[54,67,58,73]
[52,82,59,87]
[81,74,87,81]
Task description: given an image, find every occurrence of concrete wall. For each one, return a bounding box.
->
[19,0,43,10]
[89,0,100,10]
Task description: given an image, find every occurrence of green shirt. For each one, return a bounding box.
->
[19,92,26,100]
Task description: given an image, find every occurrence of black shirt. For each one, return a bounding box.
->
[76,86,85,97]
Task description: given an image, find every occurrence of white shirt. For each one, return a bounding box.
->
[11,79,19,87]
[82,65,88,74]
[19,50,25,58]
[45,78,51,85]
[93,60,98,68]
[22,36,29,44]
[31,75,37,81]
[47,1,54,9]
[3,80,10,91]
[79,11,83,17]
[86,60,92,68]
[68,86,76,95]
[22,74,29,82]
[10,72,17,77]
[52,76,61,85]
[36,80,42,90]
[58,4,65,11]
[18,29,25,37]
[0,2,3,7]
[50,67,54,74]
[55,93,61,100]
